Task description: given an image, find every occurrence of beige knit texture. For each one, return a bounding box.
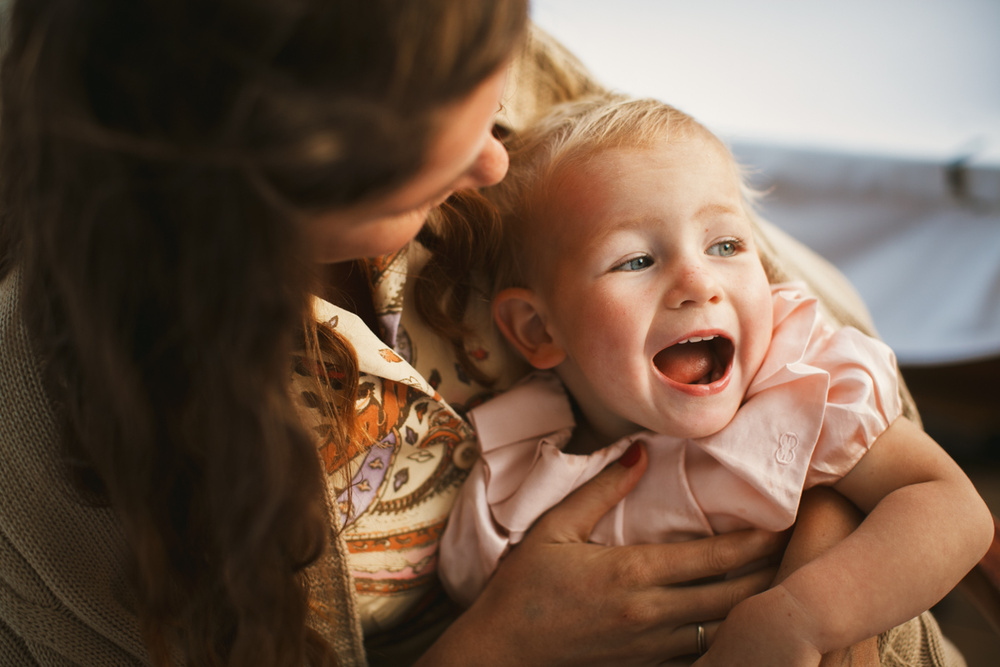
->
[1,269,151,665]
[0,269,366,665]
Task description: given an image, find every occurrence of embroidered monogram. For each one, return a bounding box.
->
[776,432,798,464]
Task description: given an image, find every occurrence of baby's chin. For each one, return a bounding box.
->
[645,401,742,441]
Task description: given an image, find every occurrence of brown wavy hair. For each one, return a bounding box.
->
[0,1,526,665]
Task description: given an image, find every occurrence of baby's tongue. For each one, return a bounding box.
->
[654,342,713,384]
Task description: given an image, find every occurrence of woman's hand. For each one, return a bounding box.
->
[418,443,784,666]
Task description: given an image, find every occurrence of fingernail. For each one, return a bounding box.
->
[619,441,642,468]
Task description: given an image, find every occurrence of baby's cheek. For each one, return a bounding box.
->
[744,294,774,372]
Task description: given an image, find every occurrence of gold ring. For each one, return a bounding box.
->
[696,623,707,656]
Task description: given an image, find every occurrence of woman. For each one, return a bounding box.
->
[0,1,785,665]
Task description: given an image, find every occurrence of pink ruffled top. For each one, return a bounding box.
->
[438,284,902,607]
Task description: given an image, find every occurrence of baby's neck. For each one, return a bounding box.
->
[562,395,631,456]
[555,368,642,452]
[562,421,608,456]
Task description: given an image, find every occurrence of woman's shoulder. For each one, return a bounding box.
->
[1,268,55,453]
[1,268,152,665]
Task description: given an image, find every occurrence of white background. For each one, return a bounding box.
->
[531,0,1000,164]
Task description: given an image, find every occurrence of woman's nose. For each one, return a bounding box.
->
[458,132,510,190]
[664,261,722,309]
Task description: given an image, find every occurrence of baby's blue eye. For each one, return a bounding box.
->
[708,239,741,257]
[614,255,654,272]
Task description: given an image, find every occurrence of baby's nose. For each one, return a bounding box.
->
[665,264,722,309]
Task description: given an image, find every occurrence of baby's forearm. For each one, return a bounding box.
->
[767,477,993,654]
[699,419,993,665]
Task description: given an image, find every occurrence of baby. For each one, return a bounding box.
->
[439,96,994,664]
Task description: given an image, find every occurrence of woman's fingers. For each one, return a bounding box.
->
[525,441,648,544]
[524,439,784,586]
[447,533,779,665]
[619,528,785,587]
[685,620,721,660]
[643,564,776,626]
[655,621,722,666]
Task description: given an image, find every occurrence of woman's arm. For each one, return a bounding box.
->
[416,443,785,666]
[698,417,995,666]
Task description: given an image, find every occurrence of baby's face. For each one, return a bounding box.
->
[529,133,773,441]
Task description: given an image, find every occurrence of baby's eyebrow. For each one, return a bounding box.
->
[694,202,740,219]
[584,215,653,246]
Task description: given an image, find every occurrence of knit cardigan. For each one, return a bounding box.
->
[0,268,366,665]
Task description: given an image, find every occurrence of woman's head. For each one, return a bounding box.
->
[307,64,512,262]
[0,1,527,665]
[1,0,527,270]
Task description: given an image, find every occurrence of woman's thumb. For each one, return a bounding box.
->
[527,441,647,544]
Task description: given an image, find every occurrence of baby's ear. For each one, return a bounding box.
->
[493,288,566,369]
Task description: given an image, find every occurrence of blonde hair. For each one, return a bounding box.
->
[484,95,756,293]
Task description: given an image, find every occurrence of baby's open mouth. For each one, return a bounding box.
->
[653,335,734,385]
